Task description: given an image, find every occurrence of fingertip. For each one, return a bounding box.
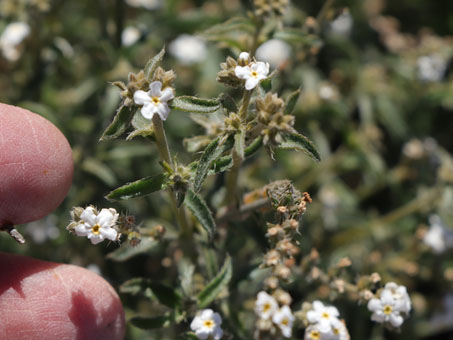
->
[0,252,125,340]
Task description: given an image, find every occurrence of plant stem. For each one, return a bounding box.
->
[152,115,190,235]
[0,223,25,244]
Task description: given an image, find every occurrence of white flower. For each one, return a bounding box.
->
[169,34,207,65]
[0,22,30,61]
[235,59,270,90]
[304,324,323,340]
[125,0,160,10]
[383,282,411,314]
[190,309,223,340]
[417,55,447,82]
[133,81,174,120]
[318,84,338,101]
[255,39,291,69]
[367,289,406,327]
[306,301,340,333]
[424,215,453,254]
[75,206,119,245]
[272,305,294,338]
[255,291,279,320]
[121,26,141,47]
[329,318,350,340]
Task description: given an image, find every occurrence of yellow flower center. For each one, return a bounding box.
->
[263,303,271,312]
[91,224,101,235]
[310,330,320,339]
[152,97,160,104]
[334,328,340,335]
[281,317,289,326]
[383,305,393,315]
[203,320,214,329]
[322,312,330,318]
[251,71,258,78]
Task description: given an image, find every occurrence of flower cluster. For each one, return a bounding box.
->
[367,282,411,328]
[253,0,289,17]
[304,301,349,340]
[217,52,269,90]
[190,309,223,340]
[255,291,294,338]
[66,206,120,245]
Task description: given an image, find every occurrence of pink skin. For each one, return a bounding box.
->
[0,103,74,227]
[0,252,126,340]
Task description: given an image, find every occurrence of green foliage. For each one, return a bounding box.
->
[171,96,221,114]
[106,173,168,201]
[184,189,216,241]
[100,105,136,141]
[197,255,232,308]
[279,132,321,162]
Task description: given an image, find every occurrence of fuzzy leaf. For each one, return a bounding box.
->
[171,96,221,114]
[234,129,245,160]
[100,105,136,141]
[120,278,182,308]
[219,93,238,113]
[279,132,321,162]
[194,136,234,192]
[144,47,166,80]
[130,315,170,330]
[184,189,216,241]
[106,173,167,201]
[284,89,301,115]
[126,110,155,140]
[197,255,232,308]
[106,238,158,262]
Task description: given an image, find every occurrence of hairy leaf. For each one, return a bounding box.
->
[279,132,321,162]
[106,173,167,201]
[284,89,301,115]
[120,278,182,308]
[197,255,232,308]
[144,47,166,80]
[100,105,136,141]
[106,238,158,262]
[171,96,221,114]
[184,189,216,241]
[194,136,234,192]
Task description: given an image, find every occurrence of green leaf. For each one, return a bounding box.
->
[279,132,321,162]
[106,237,158,262]
[200,16,255,37]
[197,255,232,308]
[106,173,167,201]
[120,278,182,308]
[183,333,200,340]
[234,129,245,160]
[126,110,154,141]
[260,78,272,92]
[184,189,216,241]
[194,136,234,192]
[284,89,301,115]
[144,47,166,80]
[130,315,170,330]
[219,93,238,113]
[171,96,221,114]
[100,105,136,141]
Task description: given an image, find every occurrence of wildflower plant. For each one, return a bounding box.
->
[5,0,453,339]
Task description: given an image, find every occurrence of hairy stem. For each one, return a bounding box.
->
[0,223,25,244]
[152,115,190,235]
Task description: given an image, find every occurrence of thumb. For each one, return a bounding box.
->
[0,252,125,340]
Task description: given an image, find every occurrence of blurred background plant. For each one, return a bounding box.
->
[1,0,453,339]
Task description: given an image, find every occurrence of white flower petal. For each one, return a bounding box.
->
[97,208,115,227]
[235,65,250,79]
[100,226,118,241]
[160,87,174,102]
[367,298,382,312]
[133,90,151,106]
[245,77,259,90]
[195,330,209,340]
[140,103,156,119]
[149,81,163,96]
[213,326,223,340]
[88,233,104,245]
[389,313,403,327]
[80,207,97,226]
[156,103,170,121]
[74,223,89,236]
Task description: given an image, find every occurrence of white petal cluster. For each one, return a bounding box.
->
[235,53,270,90]
[255,291,294,338]
[190,309,223,340]
[255,39,291,69]
[133,81,174,120]
[169,34,207,65]
[75,206,119,245]
[368,282,411,328]
[305,301,349,340]
[0,22,30,61]
[423,215,453,254]
[417,54,447,82]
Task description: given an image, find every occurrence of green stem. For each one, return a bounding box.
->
[152,115,190,235]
